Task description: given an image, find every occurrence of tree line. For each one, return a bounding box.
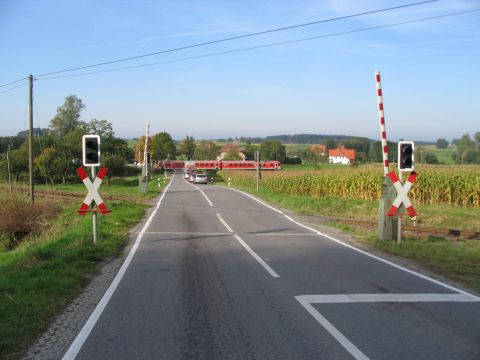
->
[0,95,133,184]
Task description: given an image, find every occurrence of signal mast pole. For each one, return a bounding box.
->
[28,75,34,203]
[143,123,150,183]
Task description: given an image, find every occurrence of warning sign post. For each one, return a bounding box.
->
[78,134,110,244]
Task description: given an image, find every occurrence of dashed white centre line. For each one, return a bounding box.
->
[216,213,233,232]
[191,183,213,206]
[233,235,280,278]
[216,212,280,278]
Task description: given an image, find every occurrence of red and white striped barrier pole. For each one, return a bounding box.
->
[375,70,389,176]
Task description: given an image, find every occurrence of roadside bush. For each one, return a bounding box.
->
[0,196,60,250]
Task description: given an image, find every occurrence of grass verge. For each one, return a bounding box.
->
[0,176,167,359]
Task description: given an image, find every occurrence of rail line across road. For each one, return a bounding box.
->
[63,174,480,360]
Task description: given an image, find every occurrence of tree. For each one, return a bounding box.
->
[134,136,151,163]
[103,138,133,162]
[223,151,243,160]
[436,138,449,149]
[367,140,397,163]
[243,143,258,160]
[151,132,176,161]
[194,141,219,160]
[302,145,328,165]
[475,132,480,148]
[178,136,196,160]
[86,119,114,139]
[259,140,286,162]
[34,146,70,184]
[424,153,439,164]
[103,154,127,184]
[6,147,28,182]
[455,133,476,164]
[49,95,86,137]
[323,138,337,152]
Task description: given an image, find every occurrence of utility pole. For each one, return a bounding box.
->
[255,150,260,190]
[6,145,12,197]
[28,74,34,204]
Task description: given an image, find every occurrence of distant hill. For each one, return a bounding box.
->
[17,128,46,137]
[265,134,361,144]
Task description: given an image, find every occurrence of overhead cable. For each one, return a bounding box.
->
[33,0,439,77]
[35,8,480,81]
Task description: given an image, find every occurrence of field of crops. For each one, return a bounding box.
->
[221,165,480,208]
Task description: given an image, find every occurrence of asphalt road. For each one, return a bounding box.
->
[63,174,480,360]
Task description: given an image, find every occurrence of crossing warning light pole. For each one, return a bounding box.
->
[80,135,110,244]
[139,123,150,194]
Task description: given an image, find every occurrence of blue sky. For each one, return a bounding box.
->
[1,0,479,142]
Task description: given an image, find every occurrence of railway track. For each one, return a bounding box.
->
[3,186,478,240]
[333,217,480,240]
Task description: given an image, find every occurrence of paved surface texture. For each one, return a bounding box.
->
[26,174,480,359]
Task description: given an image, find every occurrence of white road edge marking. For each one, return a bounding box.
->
[61,178,174,360]
[234,235,280,278]
[216,213,233,233]
[223,186,480,299]
[295,293,479,360]
[227,187,283,214]
[284,214,480,301]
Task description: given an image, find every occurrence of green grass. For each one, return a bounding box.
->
[422,145,456,165]
[284,143,310,154]
[330,224,480,293]
[0,176,168,359]
[224,186,479,230]
[34,175,166,198]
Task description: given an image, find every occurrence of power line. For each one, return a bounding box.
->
[35,8,480,82]
[0,82,27,95]
[0,77,27,89]
[33,0,439,77]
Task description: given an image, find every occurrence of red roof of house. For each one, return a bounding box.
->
[329,146,356,160]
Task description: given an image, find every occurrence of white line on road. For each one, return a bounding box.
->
[215,211,280,278]
[297,293,479,304]
[233,234,280,278]
[144,231,232,236]
[216,213,233,232]
[283,214,480,301]
[295,293,479,360]
[296,296,370,360]
[191,183,214,206]
[227,187,283,214]
[250,233,318,236]
[61,178,174,360]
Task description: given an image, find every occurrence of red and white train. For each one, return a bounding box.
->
[161,160,282,171]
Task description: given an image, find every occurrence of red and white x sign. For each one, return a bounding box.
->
[386,171,417,217]
[76,167,110,215]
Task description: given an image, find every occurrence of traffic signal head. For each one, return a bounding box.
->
[82,135,101,167]
[398,141,414,171]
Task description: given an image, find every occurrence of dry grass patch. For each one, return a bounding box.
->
[0,195,61,250]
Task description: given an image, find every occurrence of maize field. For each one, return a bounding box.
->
[221,165,480,208]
